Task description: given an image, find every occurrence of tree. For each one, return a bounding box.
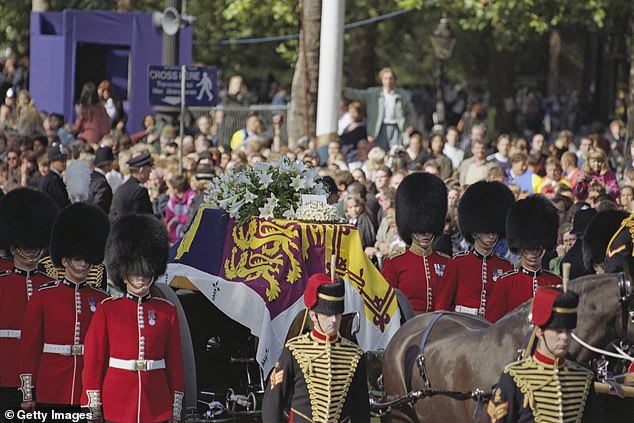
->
[287,0,320,147]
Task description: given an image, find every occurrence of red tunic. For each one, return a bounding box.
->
[0,267,53,388]
[18,279,107,404]
[81,292,185,423]
[435,249,513,316]
[485,267,561,323]
[381,249,449,313]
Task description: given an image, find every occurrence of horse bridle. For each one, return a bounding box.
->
[617,272,634,338]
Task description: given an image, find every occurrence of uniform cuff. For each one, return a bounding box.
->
[85,390,103,419]
[19,374,34,402]
[173,391,184,421]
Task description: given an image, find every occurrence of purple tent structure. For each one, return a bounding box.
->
[30,10,192,133]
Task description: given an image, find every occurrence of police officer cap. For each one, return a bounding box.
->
[94,146,115,167]
[47,143,67,162]
[127,152,153,168]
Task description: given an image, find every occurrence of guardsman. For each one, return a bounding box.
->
[109,151,154,219]
[486,195,561,322]
[381,172,449,313]
[487,287,594,423]
[82,214,184,423]
[583,210,629,275]
[262,273,370,422]
[0,189,58,412]
[18,203,109,409]
[435,181,514,317]
[605,213,634,274]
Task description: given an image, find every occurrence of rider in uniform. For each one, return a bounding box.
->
[0,189,58,411]
[381,172,449,313]
[18,203,109,409]
[486,195,561,322]
[487,287,595,423]
[435,181,514,317]
[583,210,629,275]
[604,213,634,274]
[82,214,184,423]
[262,273,369,422]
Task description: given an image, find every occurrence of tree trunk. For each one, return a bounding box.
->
[117,0,134,12]
[288,0,321,149]
[347,25,376,88]
[548,30,561,96]
[31,0,48,12]
[488,47,516,135]
[626,18,634,142]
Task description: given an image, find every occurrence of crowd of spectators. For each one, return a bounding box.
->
[0,57,630,279]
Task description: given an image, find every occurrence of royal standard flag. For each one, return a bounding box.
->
[166,207,401,375]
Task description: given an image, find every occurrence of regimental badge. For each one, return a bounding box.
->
[148,310,156,326]
[492,269,504,282]
[88,297,96,312]
[434,263,445,277]
[486,387,508,422]
[269,363,284,389]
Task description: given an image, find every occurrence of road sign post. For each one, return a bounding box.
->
[148,65,218,108]
[149,64,218,174]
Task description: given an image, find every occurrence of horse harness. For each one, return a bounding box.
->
[617,272,634,338]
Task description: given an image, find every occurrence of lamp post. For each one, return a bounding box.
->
[430,17,456,128]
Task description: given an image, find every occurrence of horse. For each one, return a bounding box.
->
[381,274,634,423]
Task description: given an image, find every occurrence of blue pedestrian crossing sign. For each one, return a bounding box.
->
[148,65,218,107]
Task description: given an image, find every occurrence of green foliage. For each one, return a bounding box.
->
[396,0,616,51]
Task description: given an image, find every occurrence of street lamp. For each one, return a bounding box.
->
[430,17,456,128]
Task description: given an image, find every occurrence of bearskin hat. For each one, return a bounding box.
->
[106,214,169,291]
[458,181,514,244]
[50,203,109,266]
[0,188,59,252]
[395,172,447,244]
[506,195,559,254]
[582,210,629,271]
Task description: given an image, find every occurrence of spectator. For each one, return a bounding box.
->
[406,130,425,162]
[73,82,111,144]
[48,113,75,147]
[443,126,464,169]
[561,151,582,188]
[487,134,511,172]
[19,150,41,190]
[506,152,542,194]
[420,134,452,180]
[39,144,70,209]
[574,147,619,201]
[88,146,114,214]
[230,112,263,151]
[98,80,126,129]
[575,135,593,169]
[537,157,571,197]
[618,185,634,213]
[344,194,376,251]
[339,101,367,163]
[344,67,416,151]
[15,90,43,138]
[3,149,20,192]
[458,138,493,187]
[165,174,196,243]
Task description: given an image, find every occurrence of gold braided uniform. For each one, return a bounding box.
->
[262,330,369,422]
[487,351,594,423]
[38,255,106,289]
